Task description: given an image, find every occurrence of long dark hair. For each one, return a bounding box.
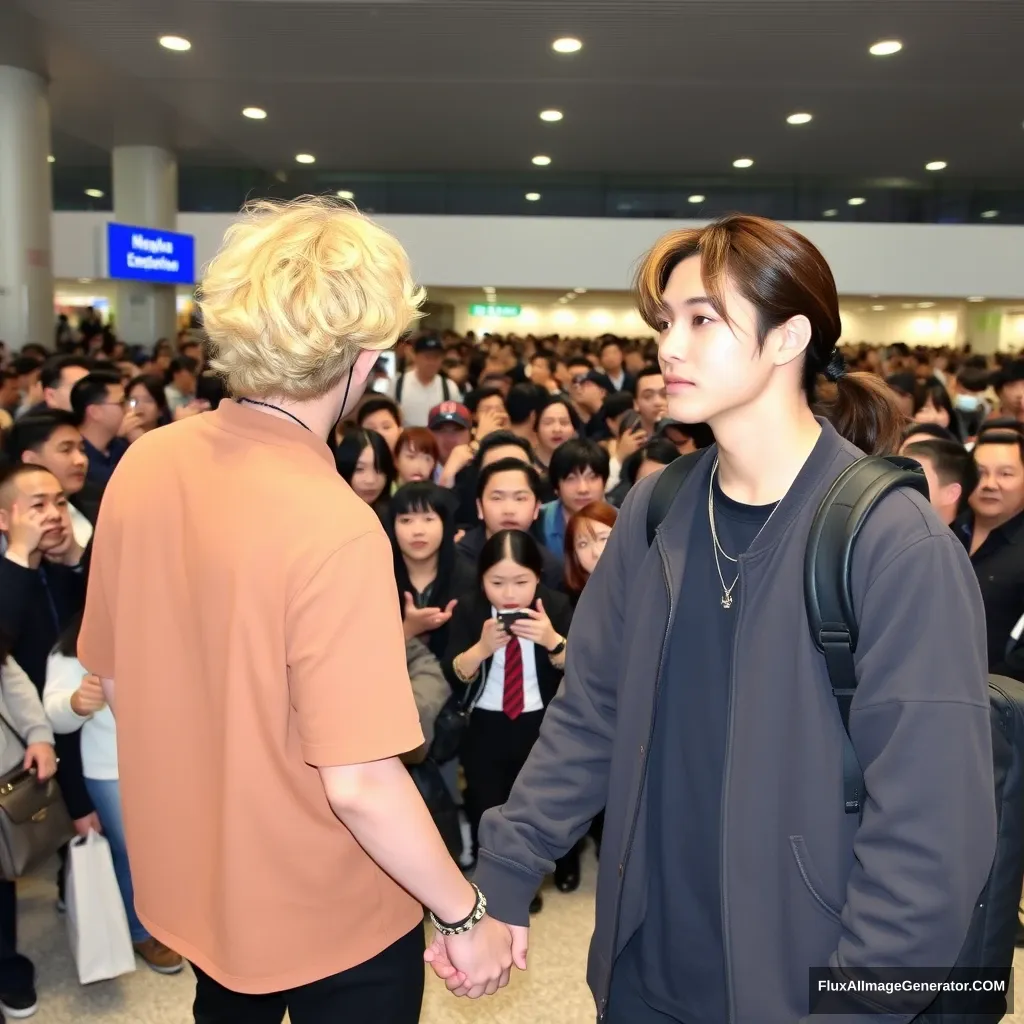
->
[386,483,457,612]
[334,426,396,497]
[478,529,544,593]
[634,214,904,449]
[56,611,83,659]
[913,380,963,442]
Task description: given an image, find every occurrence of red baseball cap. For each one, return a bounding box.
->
[428,401,471,430]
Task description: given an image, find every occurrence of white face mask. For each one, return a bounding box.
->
[955,394,981,412]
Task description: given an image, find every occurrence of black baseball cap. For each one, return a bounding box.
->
[414,335,444,354]
[579,369,614,391]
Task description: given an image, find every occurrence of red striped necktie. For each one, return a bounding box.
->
[503,637,524,719]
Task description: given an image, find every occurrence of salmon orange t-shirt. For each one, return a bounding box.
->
[78,400,425,994]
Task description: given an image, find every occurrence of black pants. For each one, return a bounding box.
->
[0,881,33,995]
[461,708,580,875]
[192,924,424,1024]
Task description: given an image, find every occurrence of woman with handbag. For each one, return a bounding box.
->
[43,615,184,976]
[442,529,574,912]
[0,631,57,1020]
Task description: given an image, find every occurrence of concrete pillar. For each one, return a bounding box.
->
[0,66,53,350]
[112,145,178,346]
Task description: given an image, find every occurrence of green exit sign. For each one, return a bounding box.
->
[469,303,522,318]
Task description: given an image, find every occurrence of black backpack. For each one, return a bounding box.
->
[646,452,1024,1022]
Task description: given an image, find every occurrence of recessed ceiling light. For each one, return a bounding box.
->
[574,287,587,293]
[295,153,315,164]
[539,110,563,122]
[77,278,92,284]
[558,296,568,304]
[47,155,55,164]
[688,194,705,203]
[532,155,552,166]
[871,304,886,311]
[967,296,986,302]
[848,197,867,206]
[869,40,903,56]
[337,190,354,200]
[925,160,947,171]
[917,301,936,308]
[732,158,754,169]
[525,192,541,201]
[242,107,267,120]
[552,37,582,53]
[84,188,104,199]
[982,209,999,219]
[158,35,191,51]
[786,112,813,125]
[901,302,916,309]
[823,209,839,217]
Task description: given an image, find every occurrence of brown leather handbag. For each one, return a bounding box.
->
[0,711,75,880]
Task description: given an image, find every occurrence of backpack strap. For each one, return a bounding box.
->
[645,450,708,547]
[804,455,929,814]
[395,371,404,403]
[441,375,451,402]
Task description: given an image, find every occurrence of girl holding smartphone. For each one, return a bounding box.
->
[443,529,574,911]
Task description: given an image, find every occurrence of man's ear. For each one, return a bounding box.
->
[943,481,963,510]
[770,314,813,368]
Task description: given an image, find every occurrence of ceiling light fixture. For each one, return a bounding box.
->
[848,196,867,206]
[823,209,838,217]
[925,160,947,171]
[688,194,705,203]
[532,155,552,166]
[981,209,999,219]
[552,37,582,53]
[539,109,563,122]
[869,40,903,56]
[77,278,92,284]
[732,157,754,169]
[337,190,354,200]
[158,35,191,51]
[786,112,813,125]
[84,188,104,199]
[242,107,267,120]
[967,296,986,302]
[917,301,936,309]
[525,192,541,201]
[872,304,886,311]
[295,153,316,164]
[574,287,587,293]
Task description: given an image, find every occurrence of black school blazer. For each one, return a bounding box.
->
[442,584,574,708]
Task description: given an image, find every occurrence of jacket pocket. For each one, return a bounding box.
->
[789,835,842,922]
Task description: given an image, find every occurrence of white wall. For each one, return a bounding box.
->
[839,306,964,347]
[52,212,1024,301]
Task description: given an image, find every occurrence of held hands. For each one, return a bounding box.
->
[509,599,559,650]
[403,594,458,640]
[479,617,512,657]
[423,916,529,998]
[70,674,106,717]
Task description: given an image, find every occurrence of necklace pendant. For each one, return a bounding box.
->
[721,593,733,609]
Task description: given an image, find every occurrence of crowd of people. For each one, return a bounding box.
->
[0,198,1017,1023]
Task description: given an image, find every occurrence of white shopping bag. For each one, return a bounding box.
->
[65,831,137,984]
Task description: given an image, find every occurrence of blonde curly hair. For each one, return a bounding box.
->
[200,197,423,400]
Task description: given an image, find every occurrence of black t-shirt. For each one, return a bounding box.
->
[636,473,777,1022]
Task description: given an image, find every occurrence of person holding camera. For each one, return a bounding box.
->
[443,530,574,909]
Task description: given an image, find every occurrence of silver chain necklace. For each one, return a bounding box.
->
[708,458,782,609]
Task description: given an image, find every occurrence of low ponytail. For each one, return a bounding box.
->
[813,370,905,455]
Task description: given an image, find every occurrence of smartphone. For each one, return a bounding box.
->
[618,409,642,437]
[496,609,531,630]
[128,398,138,411]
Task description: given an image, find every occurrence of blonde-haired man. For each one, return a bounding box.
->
[79,199,517,1022]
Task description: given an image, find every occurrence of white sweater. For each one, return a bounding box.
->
[43,653,119,781]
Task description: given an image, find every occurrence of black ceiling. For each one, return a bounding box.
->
[8,0,1024,181]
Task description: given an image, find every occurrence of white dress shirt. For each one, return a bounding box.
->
[474,608,544,713]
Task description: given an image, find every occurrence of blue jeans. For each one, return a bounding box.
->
[83,778,149,944]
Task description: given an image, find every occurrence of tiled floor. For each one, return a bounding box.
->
[15,851,1024,1022]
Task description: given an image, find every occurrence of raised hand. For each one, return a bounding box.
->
[510,599,558,650]
[403,594,458,639]
[476,406,509,440]
[4,501,48,562]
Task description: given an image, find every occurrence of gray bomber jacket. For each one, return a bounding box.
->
[474,420,996,1024]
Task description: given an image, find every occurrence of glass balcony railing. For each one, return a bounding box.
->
[53,166,1024,225]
